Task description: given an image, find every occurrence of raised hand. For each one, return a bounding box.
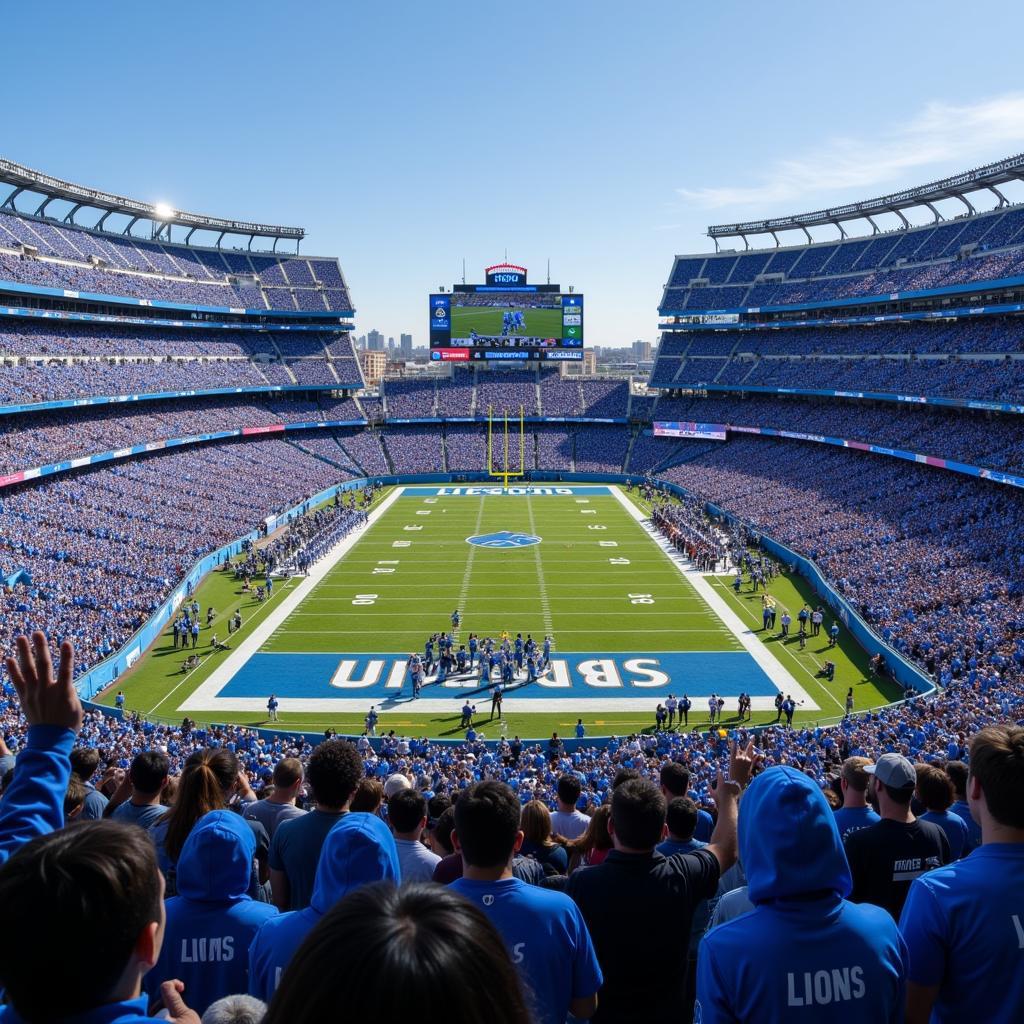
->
[4,632,82,734]
[728,738,759,789]
[160,980,201,1024]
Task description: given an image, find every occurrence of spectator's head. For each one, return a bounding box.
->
[128,749,169,798]
[840,756,873,806]
[659,761,691,798]
[571,804,612,857]
[429,805,457,856]
[916,765,955,813]
[556,774,582,809]
[740,765,851,903]
[262,883,531,1024]
[272,757,303,798]
[202,995,267,1024]
[163,747,240,864]
[383,773,412,801]
[454,780,522,870]
[967,725,1024,831]
[665,796,699,842]
[177,810,257,903]
[307,740,363,811]
[520,799,556,847]
[309,812,400,915]
[0,822,163,1020]
[945,760,969,801]
[64,772,87,820]
[389,788,428,838]
[610,779,667,852]
[865,753,917,815]
[612,767,641,790]
[70,746,101,783]
[349,777,384,814]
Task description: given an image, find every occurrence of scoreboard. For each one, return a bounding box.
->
[429,264,584,363]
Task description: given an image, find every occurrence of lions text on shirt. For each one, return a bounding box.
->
[449,876,601,1024]
[899,843,1024,1024]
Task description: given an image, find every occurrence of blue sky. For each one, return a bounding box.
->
[6,1,1024,345]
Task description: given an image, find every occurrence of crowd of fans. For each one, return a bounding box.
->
[0,207,352,310]
[0,632,1020,1022]
[0,439,353,673]
[662,205,1024,313]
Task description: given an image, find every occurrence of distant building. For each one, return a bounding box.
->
[360,348,387,383]
[582,350,597,374]
[367,329,384,351]
[400,333,413,358]
[632,340,652,362]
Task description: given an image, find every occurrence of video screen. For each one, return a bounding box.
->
[452,296,566,346]
[430,291,583,362]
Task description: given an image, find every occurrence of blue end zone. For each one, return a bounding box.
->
[218,650,778,700]
[401,485,612,496]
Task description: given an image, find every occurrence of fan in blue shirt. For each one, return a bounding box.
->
[696,766,907,1024]
[249,812,399,1001]
[833,756,881,841]
[899,725,1024,1024]
[146,811,278,1016]
[449,780,601,1024]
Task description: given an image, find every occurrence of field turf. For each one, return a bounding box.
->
[450,304,563,340]
[106,485,900,739]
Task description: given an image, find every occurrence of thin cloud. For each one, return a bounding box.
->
[677,93,1024,210]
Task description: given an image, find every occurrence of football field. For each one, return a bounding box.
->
[450,304,563,339]
[112,484,898,739]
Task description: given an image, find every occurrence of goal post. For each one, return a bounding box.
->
[487,405,526,489]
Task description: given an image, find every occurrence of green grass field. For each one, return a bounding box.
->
[451,304,563,339]
[105,485,899,739]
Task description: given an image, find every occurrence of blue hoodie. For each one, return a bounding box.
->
[696,767,906,1024]
[145,811,278,1016]
[248,812,399,1001]
[0,996,155,1024]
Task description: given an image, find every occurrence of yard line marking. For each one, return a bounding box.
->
[454,497,485,635]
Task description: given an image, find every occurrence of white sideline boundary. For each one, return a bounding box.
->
[179,486,407,712]
[608,485,818,710]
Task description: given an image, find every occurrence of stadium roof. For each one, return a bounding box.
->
[706,152,1024,249]
[0,157,305,251]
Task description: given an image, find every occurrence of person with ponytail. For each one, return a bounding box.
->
[150,748,269,900]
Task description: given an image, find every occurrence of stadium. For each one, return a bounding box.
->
[1,10,1023,1024]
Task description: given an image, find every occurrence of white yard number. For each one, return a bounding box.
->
[404,525,423,531]
[352,593,379,605]
[587,524,607,531]
[392,541,411,548]
[629,592,655,605]
[372,568,395,574]
[581,509,597,515]
[609,558,631,565]
[416,510,431,515]
[599,541,618,547]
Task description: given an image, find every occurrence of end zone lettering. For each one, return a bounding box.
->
[436,486,574,496]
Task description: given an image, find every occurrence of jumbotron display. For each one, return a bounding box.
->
[430,263,583,362]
